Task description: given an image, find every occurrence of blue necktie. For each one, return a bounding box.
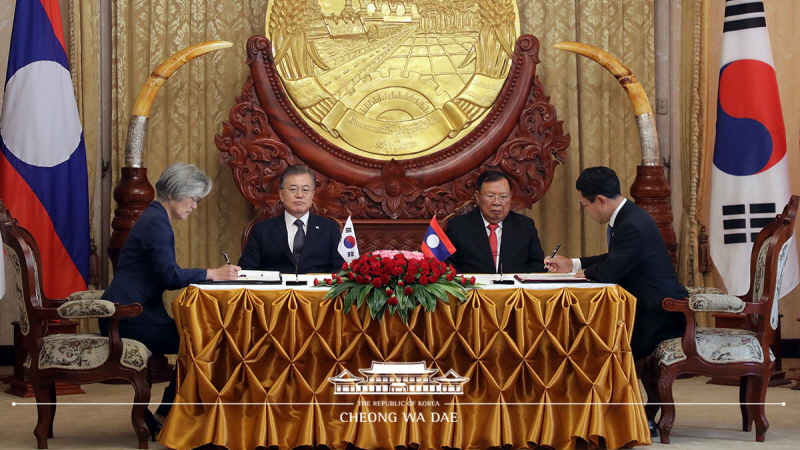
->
[606,224,613,247]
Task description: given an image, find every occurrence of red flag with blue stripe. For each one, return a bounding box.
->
[421,217,456,262]
[709,0,798,296]
[0,0,90,297]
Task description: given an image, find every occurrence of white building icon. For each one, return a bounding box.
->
[328,361,469,395]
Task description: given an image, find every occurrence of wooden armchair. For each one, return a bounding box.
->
[0,201,152,449]
[645,195,798,443]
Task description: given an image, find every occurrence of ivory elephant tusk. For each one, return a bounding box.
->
[124,41,233,167]
[554,41,659,166]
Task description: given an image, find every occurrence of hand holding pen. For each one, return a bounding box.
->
[208,252,240,280]
[544,243,571,272]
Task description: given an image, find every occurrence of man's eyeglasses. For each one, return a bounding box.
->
[282,186,314,196]
[479,192,512,202]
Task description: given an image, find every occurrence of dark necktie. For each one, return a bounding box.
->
[606,224,613,247]
[293,219,305,264]
[488,223,499,267]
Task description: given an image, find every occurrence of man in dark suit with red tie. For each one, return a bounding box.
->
[239,165,344,273]
[445,170,546,274]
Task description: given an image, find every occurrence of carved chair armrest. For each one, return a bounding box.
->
[104,303,145,363]
[687,293,745,314]
[739,301,772,316]
[662,297,701,359]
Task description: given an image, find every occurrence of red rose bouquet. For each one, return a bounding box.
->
[315,250,477,322]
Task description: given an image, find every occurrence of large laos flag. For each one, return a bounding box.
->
[709,0,798,296]
[0,0,89,298]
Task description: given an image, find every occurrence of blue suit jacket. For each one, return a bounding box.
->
[103,202,207,326]
[445,209,546,274]
[238,214,344,274]
[580,200,687,360]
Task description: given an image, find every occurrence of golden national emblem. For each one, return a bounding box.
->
[265,0,520,160]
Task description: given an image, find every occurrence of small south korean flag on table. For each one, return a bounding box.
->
[422,217,456,262]
[338,216,359,263]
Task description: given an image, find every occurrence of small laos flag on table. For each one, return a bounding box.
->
[0,0,90,298]
[421,217,455,262]
[338,216,359,263]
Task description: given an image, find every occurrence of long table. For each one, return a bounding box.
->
[159,275,651,450]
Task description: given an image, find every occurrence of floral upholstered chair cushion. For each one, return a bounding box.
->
[687,293,745,313]
[24,300,151,371]
[28,335,151,371]
[684,286,724,296]
[66,289,105,302]
[57,299,116,319]
[654,327,774,366]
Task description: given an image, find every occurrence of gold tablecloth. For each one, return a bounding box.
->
[159,285,650,450]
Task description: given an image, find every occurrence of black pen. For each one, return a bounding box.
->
[223,252,230,265]
[546,243,561,268]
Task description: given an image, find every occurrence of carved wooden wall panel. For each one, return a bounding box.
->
[216,35,570,251]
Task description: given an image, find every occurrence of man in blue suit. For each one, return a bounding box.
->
[545,166,687,438]
[545,166,686,362]
[445,170,546,274]
[239,165,344,274]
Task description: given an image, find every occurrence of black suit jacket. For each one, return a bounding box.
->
[239,214,344,274]
[580,200,687,360]
[103,201,207,326]
[445,209,546,274]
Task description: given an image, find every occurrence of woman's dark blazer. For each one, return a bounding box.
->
[103,201,206,326]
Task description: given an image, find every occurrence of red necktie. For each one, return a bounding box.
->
[488,223,499,267]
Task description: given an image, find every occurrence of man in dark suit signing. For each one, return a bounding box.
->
[545,166,686,361]
[239,165,344,273]
[445,170,546,274]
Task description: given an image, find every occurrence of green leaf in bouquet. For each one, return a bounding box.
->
[371,301,387,321]
[403,293,415,310]
[413,286,435,311]
[356,284,373,308]
[425,283,450,303]
[322,280,357,300]
[394,289,407,309]
[346,283,370,307]
[342,293,355,313]
[439,282,469,302]
[369,288,387,318]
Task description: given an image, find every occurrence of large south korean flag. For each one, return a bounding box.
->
[709,0,799,296]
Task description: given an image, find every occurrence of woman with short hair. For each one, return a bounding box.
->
[101,163,240,439]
